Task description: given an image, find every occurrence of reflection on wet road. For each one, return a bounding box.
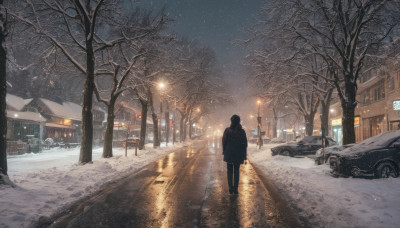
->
[49,140,289,228]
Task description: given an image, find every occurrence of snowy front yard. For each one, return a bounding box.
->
[0,143,190,228]
[249,143,400,228]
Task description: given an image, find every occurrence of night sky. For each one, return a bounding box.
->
[137,0,262,90]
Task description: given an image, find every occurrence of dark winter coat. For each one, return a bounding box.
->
[222,123,248,164]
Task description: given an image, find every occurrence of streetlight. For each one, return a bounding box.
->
[158,81,167,146]
[257,99,262,149]
[158,82,166,89]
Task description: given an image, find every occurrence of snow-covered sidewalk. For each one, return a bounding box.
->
[248,143,400,228]
[0,142,190,228]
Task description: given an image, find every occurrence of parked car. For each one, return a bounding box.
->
[271,136,337,157]
[329,131,400,178]
[315,143,355,165]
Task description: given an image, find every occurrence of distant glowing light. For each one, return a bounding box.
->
[158,82,166,89]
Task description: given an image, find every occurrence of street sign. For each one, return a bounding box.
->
[394,100,400,110]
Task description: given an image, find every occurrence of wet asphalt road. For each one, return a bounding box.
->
[46,141,294,228]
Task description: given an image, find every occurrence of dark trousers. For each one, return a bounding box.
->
[227,162,240,191]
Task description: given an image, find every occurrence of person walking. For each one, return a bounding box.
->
[222,114,248,194]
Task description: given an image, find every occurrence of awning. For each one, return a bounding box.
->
[45,123,75,129]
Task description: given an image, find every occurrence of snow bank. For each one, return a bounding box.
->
[249,144,400,228]
[1,143,189,228]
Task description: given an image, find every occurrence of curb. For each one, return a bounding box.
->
[250,161,303,228]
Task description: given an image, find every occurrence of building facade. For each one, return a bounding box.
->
[355,70,400,142]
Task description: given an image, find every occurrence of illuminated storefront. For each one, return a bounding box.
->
[331,118,342,145]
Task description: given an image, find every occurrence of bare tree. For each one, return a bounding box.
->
[0,0,8,177]
[246,0,400,144]
[94,8,168,157]
[256,0,400,144]
[11,1,129,163]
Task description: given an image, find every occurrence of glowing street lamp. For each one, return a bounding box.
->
[158,82,166,90]
[157,81,167,146]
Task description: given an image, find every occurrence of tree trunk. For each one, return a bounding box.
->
[183,118,188,141]
[179,115,184,142]
[138,98,148,150]
[189,120,192,140]
[320,89,333,139]
[165,103,170,145]
[340,73,357,145]
[148,90,159,148]
[79,29,95,164]
[172,111,176,144]
[158,102,162,144]
[0,1,7,176]
[304,115,314,136]
[342,104,356,145]
[320,104,329,137]
[102,100,115,158]
[152,112,160,147]
[272,107,278,138]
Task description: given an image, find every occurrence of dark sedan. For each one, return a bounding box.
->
[315,143,355,165]
[330,131,400,178]
[271,136,337,157]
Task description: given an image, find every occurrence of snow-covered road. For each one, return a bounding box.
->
[249,143,400,228]
[1,142,400,228]
[1,143,190,228]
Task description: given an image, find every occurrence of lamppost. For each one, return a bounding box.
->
[158,81,171,146]
[257,99,262,149]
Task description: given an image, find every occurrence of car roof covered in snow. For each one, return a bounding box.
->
[337,130,400,156]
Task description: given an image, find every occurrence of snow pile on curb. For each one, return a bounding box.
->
[248,144,400,228]
[1,143,189,228]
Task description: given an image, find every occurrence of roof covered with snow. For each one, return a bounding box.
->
[38,98,82,121]
[7,111,46,122]
[6,94,33,111]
